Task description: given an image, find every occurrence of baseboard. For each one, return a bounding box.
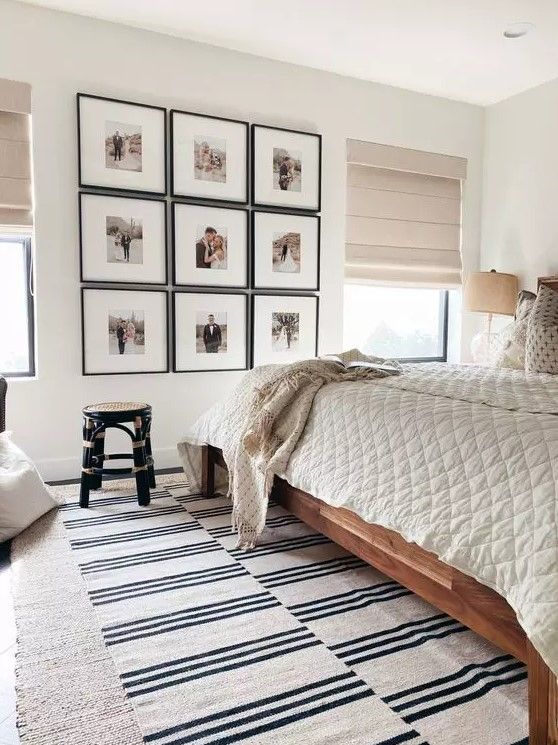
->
[47,465,183,486]
[36,446,181,483]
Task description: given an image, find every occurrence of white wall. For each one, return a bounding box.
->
[481,77,558,291]
[0,0,485,479]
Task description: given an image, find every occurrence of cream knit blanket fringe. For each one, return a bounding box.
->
[230,356,402,548]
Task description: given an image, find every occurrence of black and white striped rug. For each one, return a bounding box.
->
[14,478,528,745]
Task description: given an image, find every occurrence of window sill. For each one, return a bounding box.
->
[0,374,37,381]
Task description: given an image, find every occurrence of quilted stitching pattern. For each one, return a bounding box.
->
[187,362,558,676]
[382,362,558,412]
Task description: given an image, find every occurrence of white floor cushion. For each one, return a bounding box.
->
[0,432,57,542]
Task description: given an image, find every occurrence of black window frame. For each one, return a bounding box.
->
[344,285,449,363]
[396,289,449,363]
[0,234,36,378]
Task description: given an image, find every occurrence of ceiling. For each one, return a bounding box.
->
[18,0,558,105]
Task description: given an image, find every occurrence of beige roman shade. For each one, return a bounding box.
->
[345,140,466,287]
[0,78,32,228]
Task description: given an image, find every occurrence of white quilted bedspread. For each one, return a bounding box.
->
[182,362,558,675]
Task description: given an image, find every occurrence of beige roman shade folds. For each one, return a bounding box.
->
[0,78,32,228]
[346,140,466,287]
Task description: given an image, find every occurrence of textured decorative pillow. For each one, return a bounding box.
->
[0,432,57,542]
[491,290,536,369]
[525,284,558,373]
[515,290,537,321]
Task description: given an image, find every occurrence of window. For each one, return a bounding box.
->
[0,235,35,376]
[0,78,34,377]
[344,140,465,363]
[343,284,448,361]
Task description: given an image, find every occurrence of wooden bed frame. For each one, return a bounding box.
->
[202,445,557,745]
[202,275,558,744]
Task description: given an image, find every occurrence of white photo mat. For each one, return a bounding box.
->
[80,193,167,284]
[78,95,166,194]
[173,203,248,288]
[174,292,247,371]
[253,211,319,290]
[82,288,168,375]
[171,111,248,202]
[252,125,321,211]
[252,294,318,367]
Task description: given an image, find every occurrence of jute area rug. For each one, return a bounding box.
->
[11,475,528,745]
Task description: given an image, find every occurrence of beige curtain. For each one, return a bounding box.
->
[0,78,32,228]
[345,140,465,287]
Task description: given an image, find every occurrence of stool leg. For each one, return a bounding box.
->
[80,417,93,508]
[91,430,105,490]
[144,417,156,489]
[133,416,150,507]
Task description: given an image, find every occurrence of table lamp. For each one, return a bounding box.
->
[464,269,518,363]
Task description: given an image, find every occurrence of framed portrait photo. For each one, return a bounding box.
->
[252,294,319,367]
[173,202,248,289]
[171,110,248,204]
[77,94,166,195]
[81,288,168,375]
[173,291,248,372]
[252,210,320,291]
[252,125,321,211]
[79,192,167,284]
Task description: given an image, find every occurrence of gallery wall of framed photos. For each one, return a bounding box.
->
[77,92,322,375]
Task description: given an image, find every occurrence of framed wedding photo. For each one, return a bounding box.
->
[252,124,321,211]
[252,293,319,367]
[173,291,248,373]
[77,94,166,195]
[81,288,168,375]
[252,210,320,291]
[79,192,167,284]
[172,202,248,289]
[171,110,249,204]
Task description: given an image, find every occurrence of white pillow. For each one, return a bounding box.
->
[491,290,537,370]
[0,432,57,542]
[490,318,530,369]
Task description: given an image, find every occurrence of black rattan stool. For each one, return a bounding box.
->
[79,402,155,508]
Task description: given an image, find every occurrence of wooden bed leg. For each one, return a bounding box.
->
[550,673,558,745]
[528,641,558,744]
[201,445,215,498]
[552,674,558,745]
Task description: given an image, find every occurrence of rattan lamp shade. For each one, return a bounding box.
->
[464,270,518,316]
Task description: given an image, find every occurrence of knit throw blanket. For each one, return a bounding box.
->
[227,355,402,547]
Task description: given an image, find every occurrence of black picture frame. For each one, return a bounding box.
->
[81,286,170,376]
[250,292,319,368]
[77,93,167,197]
[171,200,249,290]
[172,290,250,373]
[251,209,320,292]
[251,124,322,212]
[79,191,169,286]
[170,109,249,205]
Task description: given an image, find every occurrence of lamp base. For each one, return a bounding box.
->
[470,331,495,364]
